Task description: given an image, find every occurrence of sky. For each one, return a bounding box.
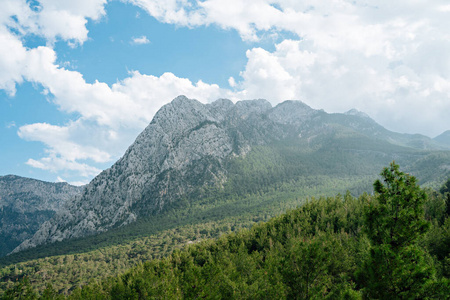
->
[1,0,450,185]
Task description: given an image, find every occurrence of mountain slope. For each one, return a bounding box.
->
[13,96,450,254]
[434,130,450,147]
[0,175,83,256]
[3,185,449,298]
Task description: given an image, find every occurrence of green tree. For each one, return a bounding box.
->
[439,178,450,217]
[361,162,435,299]
[2,277,37,300]
[40,283,64,300]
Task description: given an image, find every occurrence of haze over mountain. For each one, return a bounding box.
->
[0,175,83,256]
[12,96,450,254]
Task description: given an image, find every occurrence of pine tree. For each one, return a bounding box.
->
[361,162,435,299]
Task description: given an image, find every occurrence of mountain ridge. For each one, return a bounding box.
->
[0,175,83,256]
[12,95,450,254]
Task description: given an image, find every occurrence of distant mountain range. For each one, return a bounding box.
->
[8,96,450,255]
[0,175,83,256]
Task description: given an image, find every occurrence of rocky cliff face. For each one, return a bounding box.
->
[0,175,83,256]
[12,95,447,253]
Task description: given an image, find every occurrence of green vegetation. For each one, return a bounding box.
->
[0,174,368,295]
[359,163,443,298]
[2,162,450,299]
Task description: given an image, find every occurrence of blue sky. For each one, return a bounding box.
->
[1,0,450,185]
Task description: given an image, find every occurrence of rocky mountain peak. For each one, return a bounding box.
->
[207,98,234,121]
[151,96,212,129]
[345,108,371,119]
[0,175,83,211]
[234,99,272,116]
[210,98,234,108]
[1,174,20,181]
[269,100,317,124]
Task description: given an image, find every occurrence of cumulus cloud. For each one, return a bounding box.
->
[228,77,236,88]
[0,28,27,95]
[0,0,107,95]
[18,122,112,163]
[25,155,102,178]
[0,0,106,45]
[131,35,150,45]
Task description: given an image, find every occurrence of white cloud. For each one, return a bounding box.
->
[18,122,112,163]
[0,0,107,95]
[228,77,236,87]
[131,35,150,45]
[38,0,106,21]
[439,5,450,12]
[126,0,204,28]
[0,0,106,45]
[55,176,86,187]
[37,9,89,45]
[0,28,27,95]
[25,155,102,178]
[56,176,65,183]
[69,180,89,186]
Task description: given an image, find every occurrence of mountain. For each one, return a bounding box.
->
[434,130,450,147]
[0,175,83,256]
[12,96,450,254]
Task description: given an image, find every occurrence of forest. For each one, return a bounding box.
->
[1,162,450,299]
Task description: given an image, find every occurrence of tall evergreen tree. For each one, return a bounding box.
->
[361,162,435,299]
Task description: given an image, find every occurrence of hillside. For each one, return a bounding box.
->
[2,164,449,298]
[0,175,83,257]
[0,173,371,294]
